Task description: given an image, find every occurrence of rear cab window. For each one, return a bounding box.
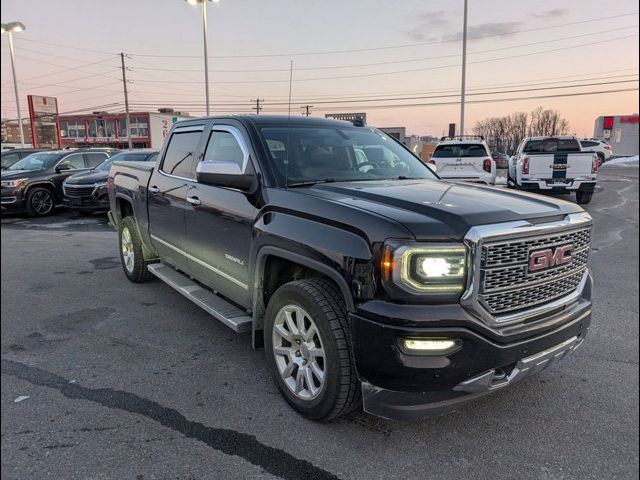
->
[433,144,488,158]
[524,139,581,153]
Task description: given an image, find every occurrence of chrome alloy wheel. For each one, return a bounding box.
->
[31,190,53,215]
[272,305,326,400]
[120,226,135,273]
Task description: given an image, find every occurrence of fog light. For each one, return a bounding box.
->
[403,338,460,354]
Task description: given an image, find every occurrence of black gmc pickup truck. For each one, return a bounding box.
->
[108,115,593,421]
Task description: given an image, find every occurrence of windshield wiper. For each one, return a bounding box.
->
[287,178,337,188]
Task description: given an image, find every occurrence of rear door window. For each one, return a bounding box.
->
[433,144,488,158]
[160,131,202,178]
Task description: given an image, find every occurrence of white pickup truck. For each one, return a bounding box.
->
[508,136,599,205]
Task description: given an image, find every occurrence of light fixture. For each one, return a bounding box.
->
[402,338,461,355]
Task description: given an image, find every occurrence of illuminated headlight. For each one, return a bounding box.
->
[381,242,468,300]
[1,178,27,188]
[401,338,461,355]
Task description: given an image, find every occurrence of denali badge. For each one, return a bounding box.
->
[529,244,574,272]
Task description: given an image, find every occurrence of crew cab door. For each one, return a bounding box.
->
[184,123,257,308]
[148,124,206,272]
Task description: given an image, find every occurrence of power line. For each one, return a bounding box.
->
[131,12,640,58]
[125,25,638,74]
[123,34,639,85]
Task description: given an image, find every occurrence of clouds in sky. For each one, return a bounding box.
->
[404,8,569,42]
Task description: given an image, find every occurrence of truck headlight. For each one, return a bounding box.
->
[1,178,27,188]
[381,242,468,300]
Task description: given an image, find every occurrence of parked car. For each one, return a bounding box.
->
[491,152,510,169]
[508,136,599,204]
[429,136,496,184]
[1,148,118,216]
[580,139,613,165]
[108,115,592,422]
[63,149,158,213]
[1,148,47,170]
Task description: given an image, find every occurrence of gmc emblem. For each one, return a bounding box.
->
[529,244,574,272]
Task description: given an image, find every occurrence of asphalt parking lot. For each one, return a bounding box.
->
[1,165,638,480]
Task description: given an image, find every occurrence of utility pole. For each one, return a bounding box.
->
[252,98,264,115]
[301,105,313,117]
[120,52,132,149]
[459,0,468,136]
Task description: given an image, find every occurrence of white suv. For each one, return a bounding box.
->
[580,139,613,165]
[429,136,496,185]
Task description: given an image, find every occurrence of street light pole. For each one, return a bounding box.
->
[186,0,216,116]
[2,22,27,147]
[459,0,468,136]
[202,0,210,116]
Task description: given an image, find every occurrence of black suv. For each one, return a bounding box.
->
[1,148,47,170]
[63,149,158,213]
[1,148,118,216]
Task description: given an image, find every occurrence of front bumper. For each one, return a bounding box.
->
[520,179,596,192]
[1,187,26,213]
[63,191,109,212]
[350,274,592,421]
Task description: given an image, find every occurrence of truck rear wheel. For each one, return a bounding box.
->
[576,191,593,205]
[264,278,361,421]
[118,216,154,283]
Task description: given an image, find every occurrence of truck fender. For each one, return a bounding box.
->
[112,192,157,261]
[251,237,366,348]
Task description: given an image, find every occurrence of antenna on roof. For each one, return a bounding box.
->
[284,60,293,187]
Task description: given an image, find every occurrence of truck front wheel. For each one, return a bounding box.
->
[264,278,361,421]
[118,216,154,283]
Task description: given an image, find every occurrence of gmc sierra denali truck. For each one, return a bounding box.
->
[108,116,593,421]
[508,136,599,205]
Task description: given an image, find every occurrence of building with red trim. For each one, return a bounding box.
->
[59,110,190,149]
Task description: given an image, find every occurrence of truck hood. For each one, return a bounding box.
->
[300,179,584,239]
[64,170,108,185]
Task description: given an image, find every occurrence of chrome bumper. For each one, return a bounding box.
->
[454,334,585,394]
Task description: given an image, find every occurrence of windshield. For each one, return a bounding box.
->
[432,144,488,158]
[260,127,434,186]
[95,152,154,171]
[7,153,64,171]
[523,139,581,153]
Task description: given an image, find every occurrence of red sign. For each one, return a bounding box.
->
[27,95,61,148]
[620,115,639,123]
[602,116,615,129]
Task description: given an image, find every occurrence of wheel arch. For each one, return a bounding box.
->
[252,246,356,349]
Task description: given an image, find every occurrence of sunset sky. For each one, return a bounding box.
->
[1,0,638,137]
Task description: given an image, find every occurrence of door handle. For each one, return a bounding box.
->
[187,196,201,206]
[149,185,159,194]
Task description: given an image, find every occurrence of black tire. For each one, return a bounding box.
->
[118,216,154,282]
[25,187,55,217]
[597,152,605,167]
[576,191,593,205]
[264,278,361,421]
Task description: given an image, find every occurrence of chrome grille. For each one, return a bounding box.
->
[482,228,591,267]
[63,185,95,197]
[478,227,591,315]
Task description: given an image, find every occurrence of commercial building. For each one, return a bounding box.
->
[593,114,639,156]
[59,109,190,149]
[1,119,33,146]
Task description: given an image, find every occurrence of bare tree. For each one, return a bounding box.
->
[473,107,570,153]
